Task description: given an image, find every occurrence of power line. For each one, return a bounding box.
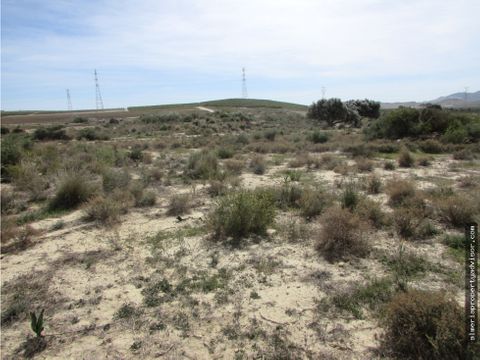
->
[66,89,72,111]
[242,67,248,98]
[94,69,104,110]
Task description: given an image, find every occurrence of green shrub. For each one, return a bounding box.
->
[102,168,131,193]
[77,128,108,141]
[384,161,396,170]
[185,150,218,180]
[264,129,277,141]
[274,181,303,210]
[442,123,468,144]
[316,207,369,262]
[49,174,94,210]
[217,147,234,159]
[208,189,275,244]
[383,290,466,359]
[72,117,88,123]
[33,126,70,141]
[309,131,329,144]
[299,186,331,219]
[341,182,359,210]
[1,135,25,181]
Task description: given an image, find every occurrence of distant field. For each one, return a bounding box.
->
[1,99,307,125]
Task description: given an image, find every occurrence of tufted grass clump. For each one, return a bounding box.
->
[208,189,275,245]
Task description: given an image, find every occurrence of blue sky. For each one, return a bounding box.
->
[1,0,479,110]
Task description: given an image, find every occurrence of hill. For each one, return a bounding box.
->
[128,98,308,112]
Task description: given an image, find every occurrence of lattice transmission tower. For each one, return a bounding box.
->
[242,67,248,98]
[66,89,73,111]
[94,69,104,110]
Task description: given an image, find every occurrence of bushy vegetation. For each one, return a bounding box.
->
[316,207,369,262]
[49,174,95,210]
[308,98,380,127]
[365,105,480,142]
[33,126,70,141]
[208,189,275,244]
[185,150,218,180]
[383,290,466,359]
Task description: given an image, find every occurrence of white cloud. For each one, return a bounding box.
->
[2,0,480,108]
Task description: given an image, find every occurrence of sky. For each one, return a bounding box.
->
[1,0,479,110]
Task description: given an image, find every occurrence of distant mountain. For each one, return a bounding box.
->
[381,90,480,109]
[431,90,480,103]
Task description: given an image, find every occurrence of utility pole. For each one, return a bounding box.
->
[66,89,73,111]
[94,69,104,110]
[464,86,469,102]
[242,67,248,99]
[321,86,326,99]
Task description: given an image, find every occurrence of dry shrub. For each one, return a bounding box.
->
[393,207,423,239]
[0,224,40,254]
[1,189,16,215]
[167,194,191,216]
[453,148,474,160]
[207,180,228,197]
[435,194,477,228]
[356,198,387,229]
[318,154,343,170]
[458,175,479,188]
[49,174,95,210]
[386,179,416,207]
[417,156,432,167]
[84,196,121,225]
[398,148,414,168]
[102,168,131,193]
[366,175,382,194]
[316,207,370,262]
[355,157,374,172]
[223,159,244,175]
[299,186,332,219]
[249,155,266,175]
[185,150,218,180]
[383,290,466,359]
[9,160,48,200]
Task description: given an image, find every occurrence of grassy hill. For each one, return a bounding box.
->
[128,98,308,112]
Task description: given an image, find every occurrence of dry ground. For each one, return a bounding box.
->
[1,107,479,359]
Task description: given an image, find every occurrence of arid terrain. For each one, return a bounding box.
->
[1,101,479,359]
